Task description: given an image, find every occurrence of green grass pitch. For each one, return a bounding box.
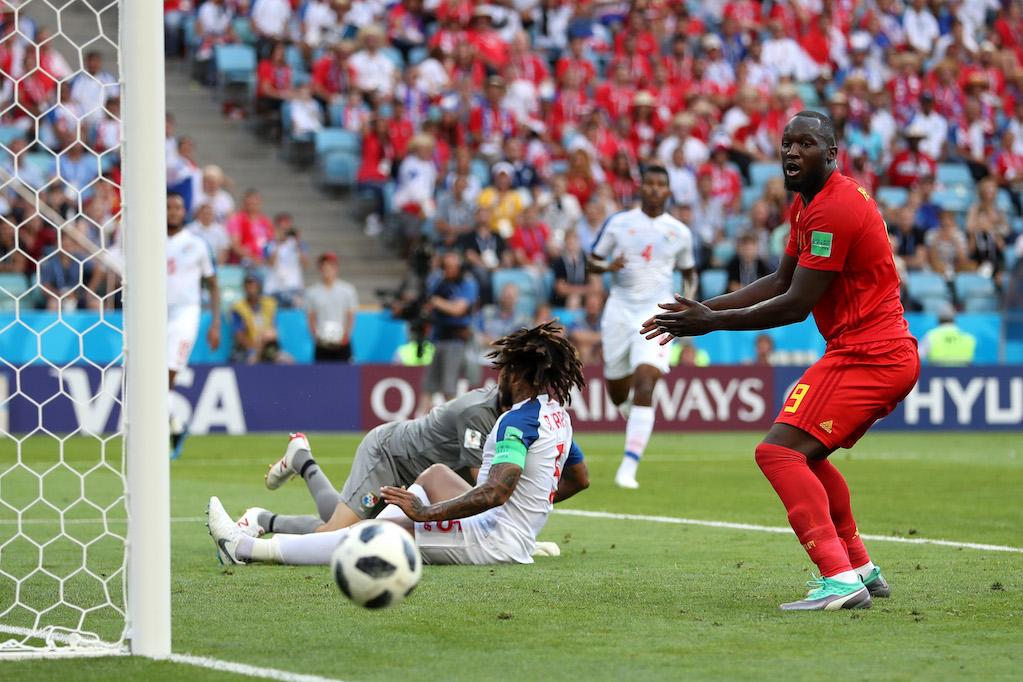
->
[3,430,1022,681]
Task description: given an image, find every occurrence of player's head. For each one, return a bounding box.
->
[780,111,837,194]
[167,192,186,232]
[488,321,586,407]
[639,164,671,214]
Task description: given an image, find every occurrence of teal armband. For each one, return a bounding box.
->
[492,437,527,468]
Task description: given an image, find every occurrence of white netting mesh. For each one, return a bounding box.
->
[0,0,128,656]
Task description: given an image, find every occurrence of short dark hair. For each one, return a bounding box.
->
[642,164,670,181]
[792,110,837,147]
[167,191,185,202]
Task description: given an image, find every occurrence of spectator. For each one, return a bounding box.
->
[910,175,941,232]
[889,205,930,271]
[469,76,517,162]
[194,0,233,84]
[666,144,698,208]
[187,202,231,264]
[966,177,1010,283]
[919,305,977,365]
[69,50,117,123]
[226,189,275,265]
[568,291,603,366]
[750,333,776,366]
[311,41,354,111]
[458,205,510,305]
[199,165,235,225]
[38,245,97,311]
[289,83,325,139]
[564,147,597,207]
[509,204,550,269]
[477,282,529,351]
[264,212,309,308]
[250,0,292,59]
[50,142,100,204]
[533,0,573,57]
[671,339,711,367]
[478,162,524,237]
[434,174,476,248]
[887,125,937,188]
[393,133,439,249]
[418,250,479,414]
[442,146,480,203]
[166,136,203,213]
[726,230,772,293]
[230,273,293,364]
[846,145,879,196]
[699,141,742,214]
[255,40,295,139]
[927,209,977,280]
[301,0,341,57]
[993,129,1023,215]
[608,150,639,208]
[501,136,542,195]
[574,199,606,253]
[954,96,996,181]
[306,251,359,363]
[549,229,591,309]
[910,92,948,162]
[691,170,726,268]
[349,25,398,98]
[356,115,395,237]
[903,0,941,57]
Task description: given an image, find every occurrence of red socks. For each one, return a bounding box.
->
[807,458,870,568]
[754,443,854,577]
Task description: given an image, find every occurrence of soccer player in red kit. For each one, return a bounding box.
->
[642,111,920,611]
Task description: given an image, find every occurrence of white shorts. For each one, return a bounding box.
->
[167,305,201,373]
[601,312,673,381]
[414,512,520,566]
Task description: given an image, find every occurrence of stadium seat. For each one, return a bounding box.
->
[470,158,491,187]
[317,151,360,190]
[724,214,747,238]
[712,242,735,267]
[315,128,361,155]
[936,163,974,190]
[964,295,1000,312]
[0,272,30,311]
[408,46,428,65]
[875,185,908,208]
[954,272,997,306]
[749,161,782,188]
[699,268,728,299]
[285,44,307,75]
[741,185,761,211]
[795,82,819,107]
[382,47,404,69]
[931,187,972,213]
[214,44,257,100]
[997,189,1014,214]
[540,269,554,303]
[492,268,539,320]
[231,17,255,45]
[0,126,23,148]
[906,271,951,304]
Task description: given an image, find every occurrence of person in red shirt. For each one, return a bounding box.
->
[311,41,353,112]
[887,126,936,188]
[357,116,396,234]
[698,142,743,214]
[507,30,549,86]
[555,33,597,87]
[612,9,658,58]
[226,189,276,265]
[607,33,653,84]
[509,204,551,268]
[256,40,294,134]
[595,61,636,121]
[469,76,517,160]
[645,111,918,612]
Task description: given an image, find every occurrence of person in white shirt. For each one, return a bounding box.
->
[667,145,698,208]
[250,0,293,56]
[903,0,940,56]
[305,251,359,362]
[198,165,236,225]
[289,83,325,138]
[207,322,588,567]
[909,92,948,162]
[187,202,231,264]
[70,51,118,124]
[167,192,221,458]
[348,24,397,97]
[761,18,820,82]
[657,113,709,170]
[263,212,310,308]
[586,165,697,489]
[301,0,340,50]
[393,133,439,228]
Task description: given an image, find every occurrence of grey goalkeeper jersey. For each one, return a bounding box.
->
[379,386,502,477]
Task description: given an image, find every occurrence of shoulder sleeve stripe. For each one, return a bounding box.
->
[589,209,628,259]
[565,440,584,466]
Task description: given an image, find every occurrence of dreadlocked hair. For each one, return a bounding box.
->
[486,320,586,406]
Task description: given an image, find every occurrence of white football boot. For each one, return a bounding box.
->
[265,432,311,490]
[235,507,269,538]
[207,496,247,565]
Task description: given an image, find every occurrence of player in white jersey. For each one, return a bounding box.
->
[167,192,221,458]
[586,165,696,489]
[206,322,588,567]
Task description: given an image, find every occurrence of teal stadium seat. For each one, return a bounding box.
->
[699,268,728,299]
[931,187,972,213]
[492,268,539,320]
[876,185,908,209]
[0,272,30,312]
[936,163,974,190]
[954,272,997,309]
[214,44,257,101]
[316,128,361,155]
[749,161,782,188]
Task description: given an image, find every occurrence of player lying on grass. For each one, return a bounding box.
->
[208,321,588,566]
[228,383,588,542]
[643,111,919,611]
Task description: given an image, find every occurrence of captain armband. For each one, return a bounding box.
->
[492,436,527,468]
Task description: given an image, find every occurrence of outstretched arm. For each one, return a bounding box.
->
[381,462,522,522]
[553,460,589,503]
[702,253,797,311]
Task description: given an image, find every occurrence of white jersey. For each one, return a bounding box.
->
[591,208,695,313]
[167,228,215,311]
[473,394,573,564]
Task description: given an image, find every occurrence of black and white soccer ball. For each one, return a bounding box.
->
[331,520,422,609]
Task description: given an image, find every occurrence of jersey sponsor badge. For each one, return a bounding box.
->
[810,231,833,257]
[360,492,379,511]
[463,428,483,450]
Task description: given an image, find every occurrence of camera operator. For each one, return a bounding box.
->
[264,212,309,308]
[418,249,479,415]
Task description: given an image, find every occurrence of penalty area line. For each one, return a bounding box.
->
[168,653,351,682]
[552,509,1023,554]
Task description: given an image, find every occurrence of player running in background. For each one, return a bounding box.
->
[207,322,588,566]
[586,165,696,489]
[167,191,221,459]
[234,385,588,537]
[643,111,919,611]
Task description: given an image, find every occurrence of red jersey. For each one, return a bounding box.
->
[785,171,912,348]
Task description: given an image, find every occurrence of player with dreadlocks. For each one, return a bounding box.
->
[207,321,588,566]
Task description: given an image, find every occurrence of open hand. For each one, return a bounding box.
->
[641,295,716,341]
[380,485,429,522]
[608,254,627,272]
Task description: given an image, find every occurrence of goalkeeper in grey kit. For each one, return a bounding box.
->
[233,385,590,540]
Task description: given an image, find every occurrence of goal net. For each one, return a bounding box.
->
[0,0,168,659]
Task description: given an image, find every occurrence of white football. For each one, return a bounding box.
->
[331,520,422,609]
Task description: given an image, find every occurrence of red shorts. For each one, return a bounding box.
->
[775,337,920,450]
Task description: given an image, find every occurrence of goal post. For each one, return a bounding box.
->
[0,0,170,659]
[122,0,170,659]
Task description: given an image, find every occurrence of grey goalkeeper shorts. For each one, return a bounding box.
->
[338,423,413,519]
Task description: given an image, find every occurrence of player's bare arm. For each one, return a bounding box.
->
[553,460,589,503]
[381,462,522,522]
[585,253,626,274]
[204,274,222,350]
[642,264,836,341]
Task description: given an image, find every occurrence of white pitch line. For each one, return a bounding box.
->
[168,653,350,682]
[552,509,1023,554]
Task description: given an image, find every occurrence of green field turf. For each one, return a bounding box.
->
[2,430,1022,681]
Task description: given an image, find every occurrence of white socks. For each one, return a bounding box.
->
[830,570,861,585]
[624,405,655,461]
[239,528,351,565]
[854,561,877,581]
